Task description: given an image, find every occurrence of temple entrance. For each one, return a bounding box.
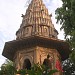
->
[23,59,31,70]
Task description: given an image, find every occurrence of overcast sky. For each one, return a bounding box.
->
[0,0,63,66]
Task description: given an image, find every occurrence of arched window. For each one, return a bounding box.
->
[23,59,31,70]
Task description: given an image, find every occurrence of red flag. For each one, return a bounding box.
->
[55,60,63,72]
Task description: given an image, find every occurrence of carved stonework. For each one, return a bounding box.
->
[14,48,35,69]
[16,0,58,39]
[14,46,63,75]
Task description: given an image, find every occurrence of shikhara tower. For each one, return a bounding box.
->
[2,0,70,75]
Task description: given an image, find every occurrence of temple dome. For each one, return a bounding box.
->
[16,0,58,39]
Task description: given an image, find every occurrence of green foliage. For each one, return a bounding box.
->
[17,63,58,75]
[0,59,15,75]
[55,0,75,67]
[55,0,75,74]
[70,50,75,64]
[17,69,27,75]
[55,0,75,49]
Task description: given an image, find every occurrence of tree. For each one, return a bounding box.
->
[55,0,75,75]
[55,0,75,64]
[0,59,16,75]
[62,58,75,75]
[17,63,58,75]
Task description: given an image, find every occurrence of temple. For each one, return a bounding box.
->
[2,0,70,75]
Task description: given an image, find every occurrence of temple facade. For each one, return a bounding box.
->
[2,0,70,75]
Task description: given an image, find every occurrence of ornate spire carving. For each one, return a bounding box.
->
[16,0,58,39]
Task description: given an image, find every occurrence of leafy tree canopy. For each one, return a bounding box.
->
[55,0,75,64]
[0,59,15,75]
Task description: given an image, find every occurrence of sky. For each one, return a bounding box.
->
[0,0,63,67]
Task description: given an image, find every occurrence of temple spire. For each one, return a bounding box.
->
[16,0,58,39]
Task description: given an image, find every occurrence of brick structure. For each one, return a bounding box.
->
[2,0,70,75]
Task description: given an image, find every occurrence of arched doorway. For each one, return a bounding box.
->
[23,59,31,70]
